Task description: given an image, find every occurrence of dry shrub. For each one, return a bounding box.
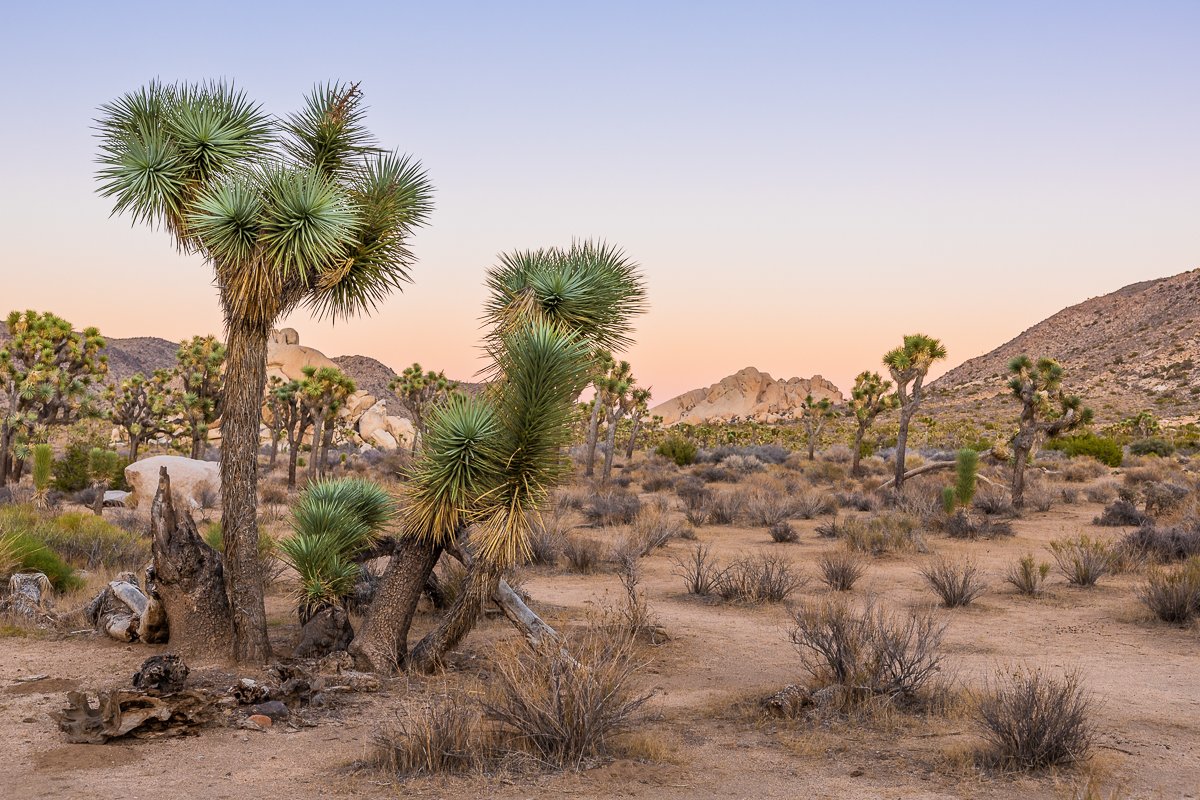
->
[1142,481,1190,518]
[1004,554,1050,596]
[1048,535,1115,587]
[526,510,569,567]
[1083,481,1119,504]
[625,505,686,555]
[1059,486,1080,505]
[584,490,641,527]
[723,454,764,474]
[483,628,652,769]
[1119,523,1200,563]
[1062,457,1108,483]
[792,490,836,520]
[839,512,925,555]
[563,536,604,574]
[919,556,986,607]
[789,598,945,707]
[817,550,865,591]
[746,488,793,527]
[824,444,853,464]
[975,667,1094,771]
[704,489,745,525]
[640,469,675,493]
[973,485,1015,517]
[1137,558,1200,623]
[614,556,661,642]
[1093,499,1151,528]
[1025,486,1054,513]
[768,520,798,543]
[554,485,590,511]
[371,692,489,776]
[671,543,721,596]
[835,490,877,512]
[694,464,736,484]
[715,554,806,603]
[259,480,290,507]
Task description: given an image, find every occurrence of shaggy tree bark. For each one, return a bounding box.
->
[409,559,503,673]
[349,538,442,674]
[851,424,867,477]
[220,320,272,662]
[583,391,604,477]
[149,467,233,657]
[625,415,643,459]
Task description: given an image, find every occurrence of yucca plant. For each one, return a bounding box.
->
[278,478,396,620]
[352,241,646,673]
[96,81,433,662]
[31,444,53,510]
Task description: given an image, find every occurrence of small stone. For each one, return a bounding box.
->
[247,714,273,728]
[249,700,289,722]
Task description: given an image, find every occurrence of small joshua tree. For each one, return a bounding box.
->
[1007,356,1091,509]
[269,379,311,489]
[883,333,947,490]
[107,370,173,461]
[799,394,836,460]
[599,363,639,482]
[390,363,458,455]
[849,371,896,476]
[175,336,226,460]
[624,387,653,458]
[31,443,53,510]
[298,366,356,480]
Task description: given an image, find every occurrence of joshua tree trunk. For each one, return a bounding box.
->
[268,431,279,467]
[1010,412,1038,510]
[625,416,642,459]
[0,422,12,487]
[583,391,603,477]
[149,467,233,657]
[807,427,817,460]
[307,414,325,481]
[129,436,142,463]
[409,559,503,673]
[220,318,272,663]
[320,424,335,478]
[851,424,866,477]
[601,410,622,482]
[190,428,204,460]
[894,406,915,491]
[349,538,442,674]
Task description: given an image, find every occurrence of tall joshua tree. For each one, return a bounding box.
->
[97,81,433,662]
[883,334,946,490]
[599,361,636,482]
[1007,356,1091,509]
[0,311,108,485]
[299,365,356,480]
[798,394,836,460]
[624,387,653,458]
[175,336,225,460]
[351,241,645,674]
[848,370,897,476]
[389,363,457,454]
[582,350,615,477]
[108,370,173,461]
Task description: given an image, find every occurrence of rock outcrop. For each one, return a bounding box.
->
[652,367,843,426]
[124,456,220,509]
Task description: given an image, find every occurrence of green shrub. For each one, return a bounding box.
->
[656,434,697,466]
[1044,435,1123,468]
[0,505,147,574]
[1129,437,1175,457]
[52,441,94,492]
[0,529,82,591]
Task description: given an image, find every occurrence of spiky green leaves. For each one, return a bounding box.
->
[283,82,377,180]
[1007,355,1093,434]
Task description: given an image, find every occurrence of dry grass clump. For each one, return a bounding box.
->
[768,520,798,543]
[835,490,878,512]
[1083,481,1119,504]
[817,550,866,591]
[834,512,925,556]
[944,510,1014,540]
[1004,554,1051,596]
[788,598,945,708]
[694,464,736,484]
[1024,486,1055,513]
[584,490,641,527]
[483,629,652,769]
[975,667,1095,771]
[1119,523,1200,563]
[372,692,489,776]
[1048,535,1115,587]
[629,505,687,553]
[715,554,806,603]
[705,489,745,525]
[563,536,604,574]
[1061,457,1109,483]
[639,468,676,493]
[919,556,986,607]
[972,486,1015,517]
[791,490,836,519]
[1137,558,1200,623]
[746,488,793,527]
[1059,486,1080,505]
[1093,498,1151,528]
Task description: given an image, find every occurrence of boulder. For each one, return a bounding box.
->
[125,456,220,510]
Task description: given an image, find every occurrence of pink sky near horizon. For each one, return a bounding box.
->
[2,2,1197,404]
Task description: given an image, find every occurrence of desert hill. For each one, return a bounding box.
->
[652,366,843,426]
[331,354,399,401]
[927,268,1200,425]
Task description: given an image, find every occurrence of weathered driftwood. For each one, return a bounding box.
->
[1,572,53,622]
[875,450,1003,492]
[131,654,189,694]
[85,571,168,643]
[443,540,559,648]
[149,467,232,656]
[52,688,215,743]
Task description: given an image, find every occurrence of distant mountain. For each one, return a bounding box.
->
[652,366,843,426]
[332,354,399,403]
[101,336,180,386]
[928,269,1200,424]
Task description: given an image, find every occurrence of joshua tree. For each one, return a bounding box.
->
[0,311,108,486]
[624,387,653,458]
[883,333,947,490]
[599,362,637,482]
[174,336,225,460]
[389,363,458,454]
[270,379,311,489]
[108,370,173,461]
[582,350,615,477]
[263,376,288,467]
[1007,356,1091,509]
[798,394,836,460]
[97,80,434,662]
[298,366,356,480]
[848,371,897,476]
[351,240,645,674]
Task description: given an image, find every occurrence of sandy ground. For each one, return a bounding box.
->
[2,489,1199,800]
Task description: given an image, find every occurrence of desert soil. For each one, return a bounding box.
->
[2,493,1198,800]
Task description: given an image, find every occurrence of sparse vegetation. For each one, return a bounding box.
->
[975,667,1095,771]
[1005,554,1051,596]
[817,550,866,591]
[1049,535,1115,587]
[1137,559,1200,623]
[919,556,986,607]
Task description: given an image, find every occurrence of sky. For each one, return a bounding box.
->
[1,1,1197,403]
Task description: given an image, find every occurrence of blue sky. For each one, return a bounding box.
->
[2,1,1197,400]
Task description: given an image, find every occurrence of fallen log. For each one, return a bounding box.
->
[875,450,1005,492]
